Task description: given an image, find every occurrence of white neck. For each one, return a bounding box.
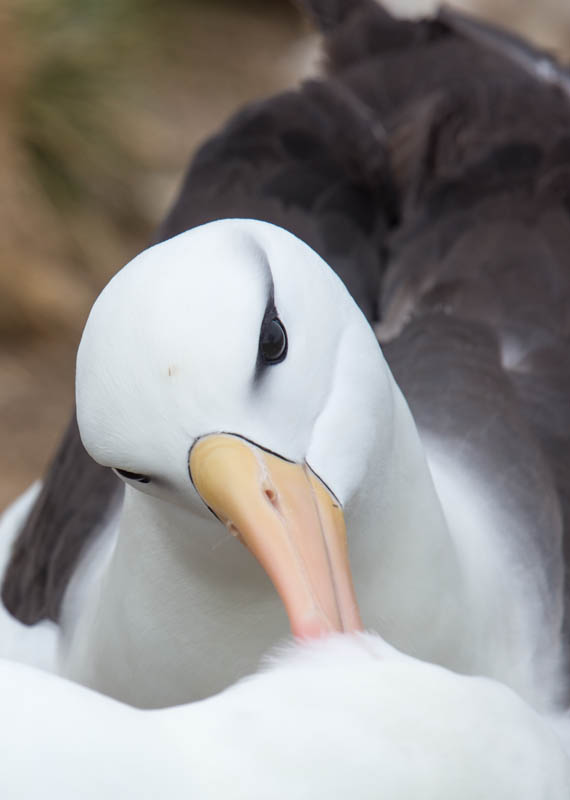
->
[62,489,290,707]
[345,383,471,664]
[348,380,564,710]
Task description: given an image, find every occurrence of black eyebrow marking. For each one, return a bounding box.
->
[253,265,278,383]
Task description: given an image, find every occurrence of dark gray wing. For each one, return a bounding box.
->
[301,0,570,531]
[2,415,121,623]
[360,6,570,656]
[2,66,397,624]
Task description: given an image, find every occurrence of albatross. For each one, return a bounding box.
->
[1,212,558,713]
[0,0,569,774]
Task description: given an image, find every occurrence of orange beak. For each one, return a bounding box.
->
[189,434,363,639]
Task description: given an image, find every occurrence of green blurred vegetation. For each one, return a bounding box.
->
[1,0,302,340]
[17,0,298,215]
[0,0,304,505]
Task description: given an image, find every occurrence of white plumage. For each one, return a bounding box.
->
[2,634,569,799]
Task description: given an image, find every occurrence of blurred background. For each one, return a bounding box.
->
[1,0,569,509]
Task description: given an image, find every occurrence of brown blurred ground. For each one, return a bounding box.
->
[1,0,569,510]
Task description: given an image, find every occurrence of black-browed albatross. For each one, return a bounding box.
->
[0,1,569,791]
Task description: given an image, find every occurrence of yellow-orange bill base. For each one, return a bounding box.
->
[189,433,363,639]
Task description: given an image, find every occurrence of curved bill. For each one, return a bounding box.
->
[189,433,363,639]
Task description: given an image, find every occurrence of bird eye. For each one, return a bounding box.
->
[260,318,287,364]
[114,468,151,484]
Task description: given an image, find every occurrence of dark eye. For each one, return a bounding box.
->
[114,468,151,484]
[260,318,287,364]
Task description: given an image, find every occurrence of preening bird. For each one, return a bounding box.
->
[1,0,570,794]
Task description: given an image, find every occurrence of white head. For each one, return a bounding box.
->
[76,219,392,637]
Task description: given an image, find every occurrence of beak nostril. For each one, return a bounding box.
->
[264,487,279,507]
